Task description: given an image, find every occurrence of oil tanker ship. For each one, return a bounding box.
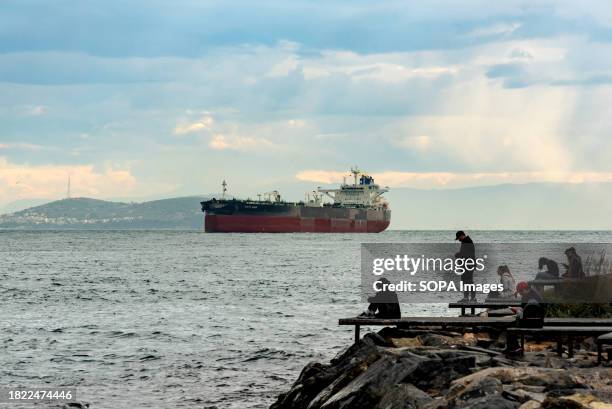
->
[201,168,390,233]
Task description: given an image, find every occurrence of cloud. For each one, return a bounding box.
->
[0,143,55,151]
[296,169,612,189]
[468,22,522,38]
[0,157,138,205]
[2,2,612,212]
[509,48,533,59]
[174,114,214,135]
[209,134,276,152]
[393,135,431,151]
[0,1,560,58]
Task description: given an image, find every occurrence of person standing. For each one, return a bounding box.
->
[455,230,476,302]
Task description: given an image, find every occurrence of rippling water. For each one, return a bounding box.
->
[1,230,611,408]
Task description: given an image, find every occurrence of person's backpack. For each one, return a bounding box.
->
[518,301,545,328]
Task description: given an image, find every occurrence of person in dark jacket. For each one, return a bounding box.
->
[562,247,585,279]
[455,230,476,302]
[360,277,401,318]
[506,282,546,356]
[514,281,544,310]
[535,257,560,280]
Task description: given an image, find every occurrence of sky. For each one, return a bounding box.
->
[2,0,612,211]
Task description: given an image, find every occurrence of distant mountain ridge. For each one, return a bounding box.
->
[0,196,209,229]
[2,182,612,230]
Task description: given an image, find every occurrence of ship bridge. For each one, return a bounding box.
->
[317,168,389,208]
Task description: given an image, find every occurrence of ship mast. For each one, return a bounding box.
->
[350,166,360,186]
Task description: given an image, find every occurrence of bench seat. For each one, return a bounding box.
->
[507,326,612,358]
[448,301,521,316]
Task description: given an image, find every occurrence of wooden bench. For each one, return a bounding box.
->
[339,316,517,344]
[527,278,581,294]
[507,326,612,358]
[340,317,612,344]
[448,301,521,316]
[597,332,612,364]
[546,318,612,326]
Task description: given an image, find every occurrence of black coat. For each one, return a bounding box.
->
[368,290,401,318]
[456,236,476,274]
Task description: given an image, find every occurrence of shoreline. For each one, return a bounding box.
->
[270,326,612,409]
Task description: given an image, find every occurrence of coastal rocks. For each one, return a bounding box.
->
[376,384,432,409]
[271,329,612,409]
[271,337,480,409]
[539,393,612,409]
[431,366,587,408]
[271,337,383,409]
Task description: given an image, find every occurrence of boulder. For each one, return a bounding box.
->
[390,337,423,348]
[375,384,433,409]
[417,334,461,348]
[271,338,383,409]
[449,367,585,394]
[519,401,542,409]
[320,355,428,409]
[270,332,612,409]
[542,393,612,409]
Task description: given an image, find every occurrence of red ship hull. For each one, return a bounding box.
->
[205,214,390,233]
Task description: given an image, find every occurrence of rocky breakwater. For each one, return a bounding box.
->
[270,328,612,409]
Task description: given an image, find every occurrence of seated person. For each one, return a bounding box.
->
[535,257,560,280]
[360,277,401,318]
[505,282,546,355]
[562,247,585,279]
[488,265,516,299]
[514,281,544,320]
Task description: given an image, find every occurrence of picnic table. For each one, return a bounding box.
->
[527,278,575,293]
[448,301,521,316]
[339,316,516,344]
[339,316,612,344]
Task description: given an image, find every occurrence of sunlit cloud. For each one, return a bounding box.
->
[394,135,431,151]
[0,157,137,204]
[467,22,522,38]
[0,143,56,151]
[209,134,277,152]
[173,114,214,135]
[296,169,612,189]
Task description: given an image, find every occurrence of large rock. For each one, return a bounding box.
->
[375,384,433,409]
[519,401,542,409]
[542,393,612,409]
[318,349,477,409]
[320,355,427,409]
[431,374,520,409]
[448,367,585,395]
[271,338,383,409]
[270,332,612,409]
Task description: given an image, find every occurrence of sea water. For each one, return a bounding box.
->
[1,230,611,408]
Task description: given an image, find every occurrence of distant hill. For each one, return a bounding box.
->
[2,182,612,230]
[0,196,209,229]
